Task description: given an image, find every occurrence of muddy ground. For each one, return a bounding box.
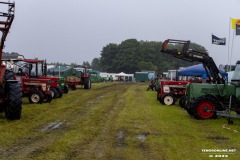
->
[0,82,240,160]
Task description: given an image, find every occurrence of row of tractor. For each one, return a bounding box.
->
[0,2,91,120]
[156,39,240,124]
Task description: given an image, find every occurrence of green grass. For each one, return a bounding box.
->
[0,82,240,159]
[111,84,240,160]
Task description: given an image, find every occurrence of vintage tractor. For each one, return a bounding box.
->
[13,61,53,104]
[0,1,22,119]
[22,59,65,99]
[157,80,189,105]
[48,65,91,90]
[160,39,240,121]
[74,66,92,89]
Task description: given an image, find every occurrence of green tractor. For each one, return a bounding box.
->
[161,39,240,121]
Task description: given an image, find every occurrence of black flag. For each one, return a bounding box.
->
[212,35,226,45]
[236,24,240,35]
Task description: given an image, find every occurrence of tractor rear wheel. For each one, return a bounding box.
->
[161,93,176,106]
[186,107,194,116]
[192,97,217,119]
[50,88,59,99]
[4,70,22,120]
[44,94,52,103]
[56,87,63,98]
[28,90,44,104]
[179,95,187,108]
[84,78,91,89]
[70,84,76,90]
[63,85,69,94]
[236,111,240,115]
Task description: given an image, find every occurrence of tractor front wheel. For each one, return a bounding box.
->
[192,97,217,119]
[28,90,44,104]
[161,93,176,106]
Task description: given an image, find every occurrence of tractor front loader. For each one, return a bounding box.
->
[0,1,22,119]
[161,39,240,121]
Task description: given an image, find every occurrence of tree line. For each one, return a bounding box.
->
[91,39,207,74]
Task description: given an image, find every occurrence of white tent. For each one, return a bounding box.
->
[115,72,134,81]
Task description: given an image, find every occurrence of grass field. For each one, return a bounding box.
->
[0,82,240,160]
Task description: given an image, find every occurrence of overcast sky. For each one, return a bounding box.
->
[3,0,240,67]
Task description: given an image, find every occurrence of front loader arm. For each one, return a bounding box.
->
[0,1,15,53]
[160,39,225,84]
[0,1,15,82]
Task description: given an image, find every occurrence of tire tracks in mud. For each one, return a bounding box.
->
[66,84,129,159]
[0,83,129,160]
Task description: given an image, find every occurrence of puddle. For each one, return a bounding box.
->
[136,135,146,142]
[40,120,64,132]
[117,130,127,147]
[207,136,229,141]
[86,96,105,105]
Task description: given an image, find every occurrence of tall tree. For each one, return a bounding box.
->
[91,58,101,71]
[82,61,91,68]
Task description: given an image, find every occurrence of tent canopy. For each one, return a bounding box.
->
[115,72,128,76]
[178,64,228,78]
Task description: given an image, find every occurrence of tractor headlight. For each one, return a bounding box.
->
[163,86,170,93]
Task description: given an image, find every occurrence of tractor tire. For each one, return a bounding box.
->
[3,70,22,120]
[63,85,69,94]
[70,84,76,90]
[161,93,176,106]
[44,94,53,103]
[28,90,44,104]
[84,78,91,89]
[192,97,218,120]
[236,111,240,115]
[159,97,163,104]
[50,88,59,99]
[56,87,63,98]
[186,107,194,116]
[179,95,187,108]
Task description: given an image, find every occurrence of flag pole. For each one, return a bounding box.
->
[230,29,235,71]
[210,33,213,56]
[227,17,231,71]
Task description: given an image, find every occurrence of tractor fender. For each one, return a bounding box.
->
[202,94,220,101]
[6,80,19,84]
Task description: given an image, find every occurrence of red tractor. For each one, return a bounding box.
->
[0,1,22,119]
[75,66,91,89]
[13,61,53,104]
[23,59,63,99]
[157,80,189,105]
